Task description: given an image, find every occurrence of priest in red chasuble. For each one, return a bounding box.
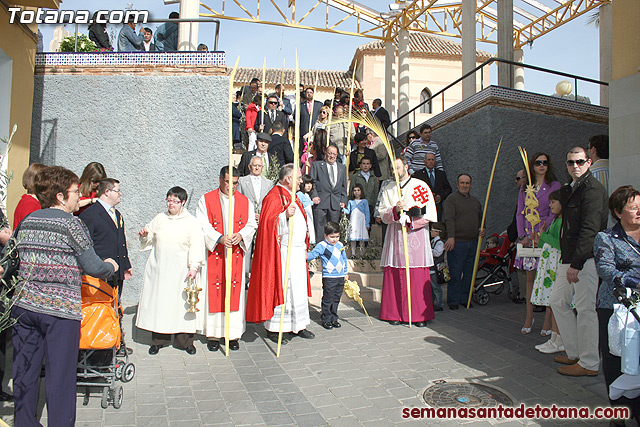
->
[196,166,257,351]
[246,164,315,344]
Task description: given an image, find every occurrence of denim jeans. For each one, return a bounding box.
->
[446,239,477,306]
[430,271,443,308]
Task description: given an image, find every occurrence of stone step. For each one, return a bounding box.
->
[309,268,383,307]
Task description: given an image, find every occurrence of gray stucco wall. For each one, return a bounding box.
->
[431,105,608,237]
[31,74,229,303]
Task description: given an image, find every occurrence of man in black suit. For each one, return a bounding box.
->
[298,87,323,147]
[254,95,287,135]
[79,178,132,298]
[237,132,271,176]
[268,122,294,170]
[310,144,348,243]
[273,83,293,129]
[412,153,452,220]
[372,98,391,133]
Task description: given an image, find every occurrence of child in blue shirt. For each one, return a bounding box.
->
[307,221,348,330]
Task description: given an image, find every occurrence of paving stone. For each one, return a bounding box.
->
[261,411,295,425]
[136,416,170,427]
[167,407,201,421]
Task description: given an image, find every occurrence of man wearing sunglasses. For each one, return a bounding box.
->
[254,96,287,135]
[549,146,608,377]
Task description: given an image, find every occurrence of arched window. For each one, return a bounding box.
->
[420,87,432,114]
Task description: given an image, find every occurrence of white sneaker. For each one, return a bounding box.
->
[539,341,565,354]
[535,339,554,352]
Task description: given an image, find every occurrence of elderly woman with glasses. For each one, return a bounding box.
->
[136,187,205,356]
[11,166,117,426]
[594,185,640,425]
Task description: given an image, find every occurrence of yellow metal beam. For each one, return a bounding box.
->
[514,0,609,47]
[199,0,609,47]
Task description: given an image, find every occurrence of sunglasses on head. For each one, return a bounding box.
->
[534,160,549,167]
[566,159,588,167]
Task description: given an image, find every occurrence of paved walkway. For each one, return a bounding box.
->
[0,287,621,426]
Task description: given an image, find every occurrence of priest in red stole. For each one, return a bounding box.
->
[196,166,257,351]
[246,164,315,344]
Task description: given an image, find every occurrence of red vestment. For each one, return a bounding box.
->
[204,189,249,313]
[245,185,311,323]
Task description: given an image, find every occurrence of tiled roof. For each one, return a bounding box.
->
[230,67,361,89]
[356,32,492,59]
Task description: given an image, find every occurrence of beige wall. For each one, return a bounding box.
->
[357,51,490,132]
[612,0,640,80]
[0,5,38,225]
[609,0,640,192]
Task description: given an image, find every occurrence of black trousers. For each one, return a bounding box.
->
[598,307,640,418]
[152,332,193,348]
[321,277,345,323]
[313,207,341,244]
[12,306,80,427]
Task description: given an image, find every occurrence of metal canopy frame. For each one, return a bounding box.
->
[198,0,609,46]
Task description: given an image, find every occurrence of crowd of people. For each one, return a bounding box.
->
[85,12,211,52]
[1,78,637,425]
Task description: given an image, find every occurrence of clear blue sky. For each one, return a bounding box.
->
[39,0,603,103]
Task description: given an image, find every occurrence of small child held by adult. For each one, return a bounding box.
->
[343,183,370,258]
[532,189,564,352]
[429,222,446,312]
[307,222,348,330]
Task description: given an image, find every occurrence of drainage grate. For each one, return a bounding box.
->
[423,381,514,408]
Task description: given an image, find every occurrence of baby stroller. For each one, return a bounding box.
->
[472,233,517,305]
[77,276,135,409]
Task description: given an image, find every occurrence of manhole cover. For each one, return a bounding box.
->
[423,381,514,408]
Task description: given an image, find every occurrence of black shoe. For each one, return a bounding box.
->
[434,306,444,312]
[514,298,526,304]
[414,322,426,327]
[296,329,315,339]
[322,322,333,330]
[267,331,288,345]
[148,345,161,355]
[388,320,401,325]
[229,340,240,351]
[207,340,220,352]
[185,345,197,355]
[0,391,12,402]
[448,305,459,310]
[331,321,341,328]
[461,303,473,309]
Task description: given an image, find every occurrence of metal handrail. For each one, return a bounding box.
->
[389,57,609,145]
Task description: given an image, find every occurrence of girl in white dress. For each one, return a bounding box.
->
[343,183,370,257]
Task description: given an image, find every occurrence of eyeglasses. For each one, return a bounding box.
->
[534,160,549,167]
[566,159,588,167]
[166,199,183,205]
[268,101,278,104]
[108,188,121,193]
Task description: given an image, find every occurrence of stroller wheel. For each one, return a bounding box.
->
[114,362,124,380]
[113,386,123,409]
[122,363,135,383]
[474,288,490,305]
[101,388,109,409]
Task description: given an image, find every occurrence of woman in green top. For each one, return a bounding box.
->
[531,190,564,354]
